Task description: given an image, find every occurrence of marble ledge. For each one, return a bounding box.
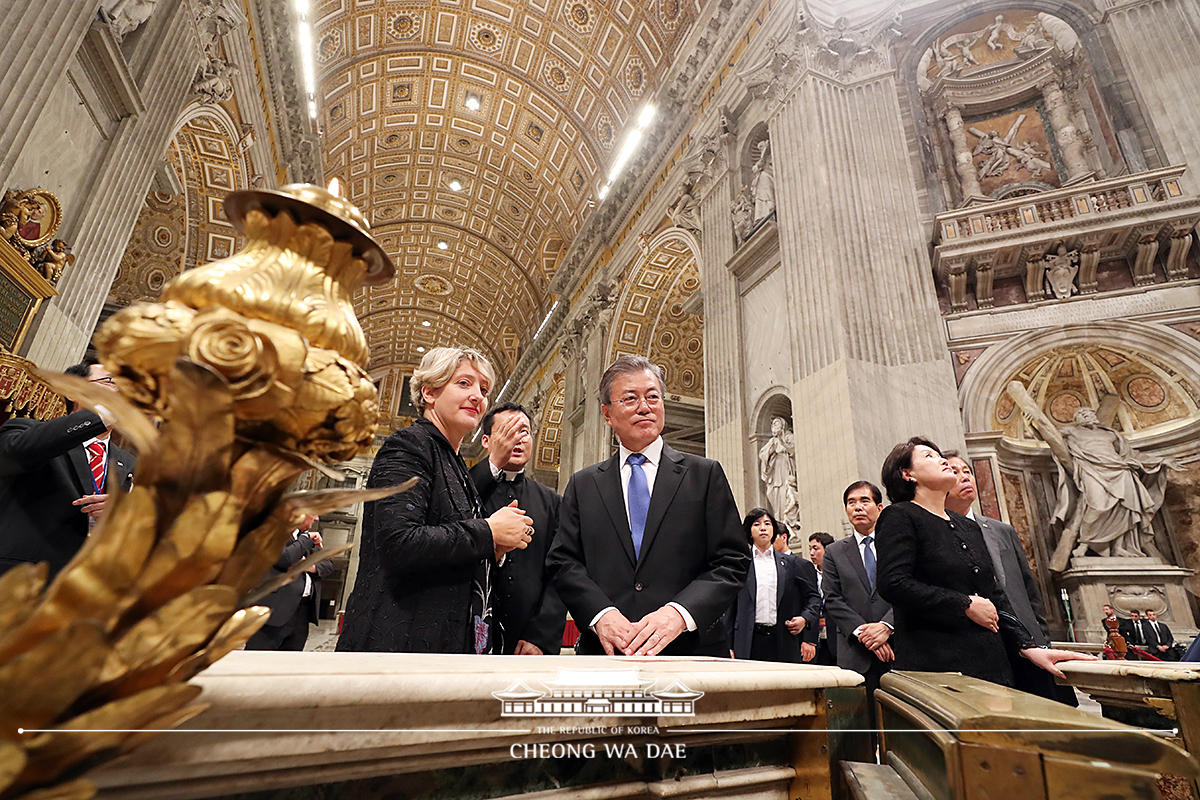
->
[91,653,862,799]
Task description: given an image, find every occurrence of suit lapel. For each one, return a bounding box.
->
[637,444,685,567]
[67,445,94,494]
[774,551,786,609]
[845,537,871,593]
[594,453,636,568]
[108,449,131,492]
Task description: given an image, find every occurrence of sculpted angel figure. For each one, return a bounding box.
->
[730,188,753,244]
[1007,381,1182,572]
[36,240,75,284]
[668,180,701,233]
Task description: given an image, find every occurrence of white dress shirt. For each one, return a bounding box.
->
[292,530,313,598]
[752,545,778,624]
[590,436,695,632]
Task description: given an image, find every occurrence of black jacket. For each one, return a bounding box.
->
[877,502,1035,687]
[338,418,494,653]
[548,442,748,657]
[0,411,135,579]
[470,460,566,654]
[726,549,821,661]
[257,532,335,628]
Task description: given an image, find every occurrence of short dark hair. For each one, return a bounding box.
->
[808,531,834,547]
[598,354,665,406]
[743,507,783,545]
[842,480,882,506]
[481,401,530,436]
[881,437,942,504]
[63,357,98,379]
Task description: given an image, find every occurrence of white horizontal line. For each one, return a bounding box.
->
[18,727,1176,736]
[19,729,529,734]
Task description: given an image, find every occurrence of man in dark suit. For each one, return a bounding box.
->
[471,401,566,655]
[548,355,748,657]
[0,359,135,579]
[1145,609,1177,660]
[808,531,837,665]
[945,453,1077,704]
[822,481,892,729]
[726,511,821,662]
[245,514,333,651]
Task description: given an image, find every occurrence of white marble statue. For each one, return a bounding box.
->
[1043,243,1080,299]
[1008,381,1183,572]
[750,140,775,222]
[668,180,701,233]
[104,0,159,40]
[730,188,753,244]
[759,417,801,534]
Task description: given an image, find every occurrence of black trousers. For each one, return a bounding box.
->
[750,627,780,662]
[245,601,315,652]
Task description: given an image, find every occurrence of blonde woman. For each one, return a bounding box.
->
[338,347,532,653]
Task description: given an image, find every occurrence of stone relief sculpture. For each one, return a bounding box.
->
[730,189,753,246]
[759,417,801,535]
[194,58,240,104]
[1007,381,1183,572]
[1043,243,1080,299]
[103,0,159,41]
[668,180,701,233]
[750,140,775,223]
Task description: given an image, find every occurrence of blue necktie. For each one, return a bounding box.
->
[627,453,650,559]
[862,535,876,592]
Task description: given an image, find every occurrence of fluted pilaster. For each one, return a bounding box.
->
[772,71,965,534]
[1106,0,1200,192]
[25,6,201,367]
[0,2,97,189]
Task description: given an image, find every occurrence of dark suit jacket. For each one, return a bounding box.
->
[877,503,1035,687]
[821,534,894,675]
[258,532,335,629]
[547,441,749,656]
[974,514,1050,646]
[0,411,135,579]
[726,549,821,661]
[470,460,567,654]
[1147,620,1174,650]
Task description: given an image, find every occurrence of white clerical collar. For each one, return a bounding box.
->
[488,460,525,482]
[618,436,663,467]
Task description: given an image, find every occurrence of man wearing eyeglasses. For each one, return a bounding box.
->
[548,354,748,657]
[0,357,135,579]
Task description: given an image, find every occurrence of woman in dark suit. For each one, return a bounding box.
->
[726,509,821,662]
[337,346,532,654]
[875,437,1090,686]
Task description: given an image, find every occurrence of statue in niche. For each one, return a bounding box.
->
[1043,243,1080,299]
[759,417,801,534]
[730,189,753,245]
[668,180,701,233]
[1007,381,1183,572]
[750,140,775,223]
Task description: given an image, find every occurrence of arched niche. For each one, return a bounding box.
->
[904,5,1152,209]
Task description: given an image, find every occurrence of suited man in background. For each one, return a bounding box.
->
[1145,609,1176,660]
[822,481,893,731]
[548,355,748,657]
[0,358,135,579]
[726,508,821,662]
[808,531,837,666]
[944,453,1076,704]
[245,514,333,651]
[470,401,566,655]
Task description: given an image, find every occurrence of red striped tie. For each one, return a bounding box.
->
[87,441,106,492]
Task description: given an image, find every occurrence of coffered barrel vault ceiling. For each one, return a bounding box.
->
[313,0,700,378]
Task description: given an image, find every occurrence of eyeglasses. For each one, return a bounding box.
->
[89,377,116,385]
[613,393,662,410]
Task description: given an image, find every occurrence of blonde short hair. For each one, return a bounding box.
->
[410,346,495,415]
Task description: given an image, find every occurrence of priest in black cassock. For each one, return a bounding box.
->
[470,402,567,654]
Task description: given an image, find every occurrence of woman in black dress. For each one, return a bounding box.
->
[875,437,1090,686]
[337,346,533,654]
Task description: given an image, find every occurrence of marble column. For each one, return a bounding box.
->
[0,2,97,190]
[24,4,202,368]
[1104,0,1200,192]
[771,72,966,535]
[1040,78,1091,183]
[699,170,748,511]
[942,103,985,203]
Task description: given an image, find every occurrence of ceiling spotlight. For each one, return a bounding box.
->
[437,241,448,250]
[465,92,481,111]
[422,320,431,327]
[448,178,463,192]
[416,346,426,353]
